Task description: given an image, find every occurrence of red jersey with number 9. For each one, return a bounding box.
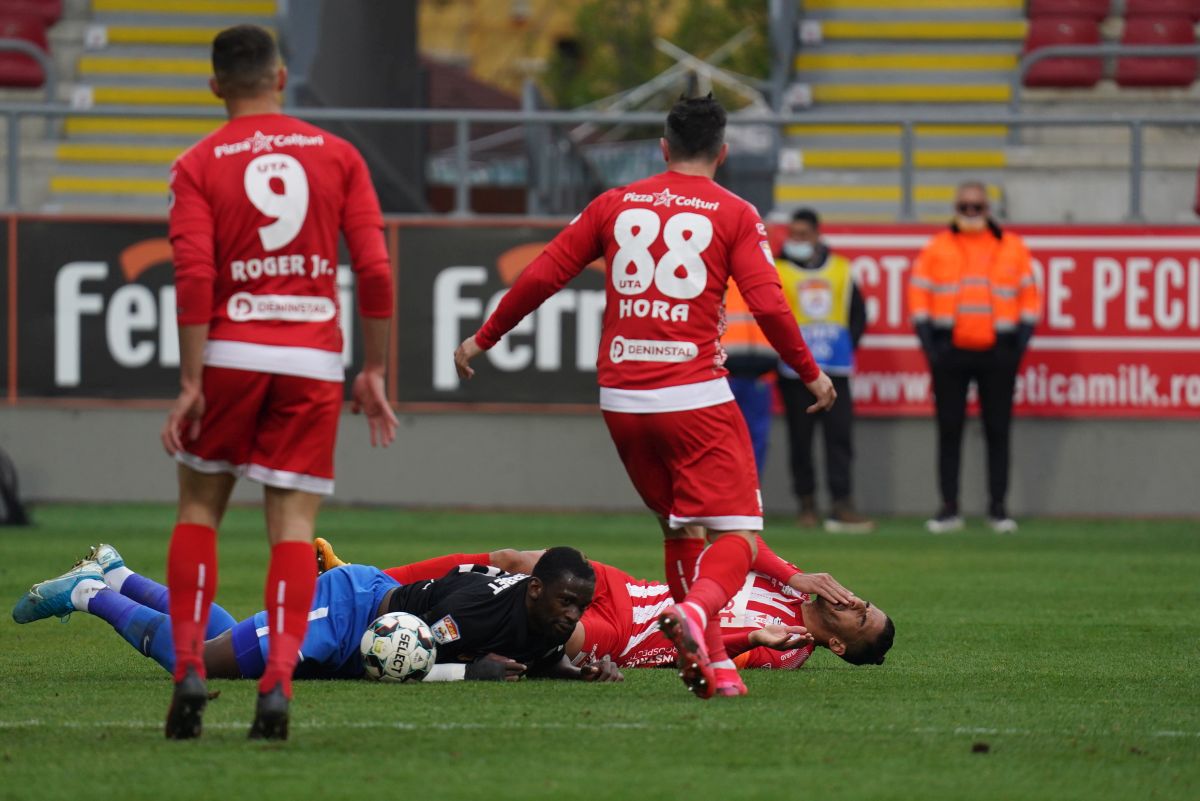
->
[169,113,392,382]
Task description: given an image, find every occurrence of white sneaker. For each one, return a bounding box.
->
[988,516,1018,534]
[74,543,125,575]
[926,515,964,534]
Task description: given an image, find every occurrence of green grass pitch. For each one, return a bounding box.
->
[1,505,1197,800]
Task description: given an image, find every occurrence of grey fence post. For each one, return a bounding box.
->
[1128,120,1145,223]
[6,111,19,211]
[453,117,470,217]
[900,121,915,221]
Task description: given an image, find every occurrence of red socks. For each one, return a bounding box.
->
[664,537,705,602]
[258,541,318,698]
[752,535,802,586]
[684,535,753,666]
[384,552,492,585]
[685,534,753,620]
[167,522,218,682]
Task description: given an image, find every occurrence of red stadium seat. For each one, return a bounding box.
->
[1028,0,1112,20]
[1125,0,1200,21]
[1116,17,1198,87]
[0,0,60,26]
[1023,17,1103,87]
[0,14,47,88]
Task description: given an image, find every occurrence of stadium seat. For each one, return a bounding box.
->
[1027,0,1112,20]
[1116,17,1198,87]
[1022,18,1103,87]
[0,0,60,26]
[0,14,47,88]
[1124,0,1200,21]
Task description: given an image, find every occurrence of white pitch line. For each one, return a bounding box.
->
[0,719,690,732]
[1,720,1197,738]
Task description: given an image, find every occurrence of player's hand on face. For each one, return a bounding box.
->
[580,656,623,683]
[350,369,398,448]
[161,384,205,456]
[790,572,860,608]
[750,624,814,651]
[804,370,837,414]
[453,336,483,380]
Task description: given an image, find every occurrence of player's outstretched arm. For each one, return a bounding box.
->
[531,654,622,682]
[162,324,209,455]
[752,534,861,607]
[748,625,814,652]
[453,335,484,380]
[351,316,397,447]
[457,200,606,381]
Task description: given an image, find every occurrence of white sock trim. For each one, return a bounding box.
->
[104,566,133,592]
[71,579,107,612]
[681,601,707,630]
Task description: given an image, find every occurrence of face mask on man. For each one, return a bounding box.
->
[954,200,988,232]
[783,240,815,263]
[955,215,987,232]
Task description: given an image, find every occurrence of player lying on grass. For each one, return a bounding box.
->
[315,537,894,672]
[12,544,622,684]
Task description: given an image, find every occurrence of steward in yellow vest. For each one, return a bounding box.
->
[775,208,872,533]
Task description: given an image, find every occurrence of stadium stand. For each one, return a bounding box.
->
[46,0,275,212]
[1028,0,1112,20]
[1125,0,1200,20]
[779,0,1200,222]
[0,0,61,26]
[1022,17,1104,87]
[0,12,48,87]
[779,0,1022,221]
[1116,16,1198,86]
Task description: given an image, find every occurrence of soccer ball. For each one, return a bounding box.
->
[360,612,437,682]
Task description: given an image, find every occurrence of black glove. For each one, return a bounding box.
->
[464,658,508,681]
[1015,322,1034,354]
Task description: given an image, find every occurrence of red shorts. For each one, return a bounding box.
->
[175,365,342,495]
[602,401,763,531]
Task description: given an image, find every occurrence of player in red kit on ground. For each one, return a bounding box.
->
[314,538,894,673]
[161,25,396,740]
[454,96,838,699]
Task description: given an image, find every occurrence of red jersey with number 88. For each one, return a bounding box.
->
[169,113,392,382]
[475,170,818,413]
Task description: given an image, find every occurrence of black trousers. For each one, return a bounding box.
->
[930,345,1021,513]
[778,374,854,502]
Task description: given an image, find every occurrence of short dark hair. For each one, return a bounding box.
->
[842,616,895,666]
[532,546,595,586]
[792,208,820,229]
[664,94,727,162]
[212,25,279,99]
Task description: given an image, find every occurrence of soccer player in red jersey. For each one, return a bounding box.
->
[314,540,893,673]
[453,95,838,698]
[160,25,397,740]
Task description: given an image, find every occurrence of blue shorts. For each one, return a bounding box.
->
[230,564,400,680]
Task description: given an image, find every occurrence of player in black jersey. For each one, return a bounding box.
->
[379,547,620,680]
[15,544,622,683]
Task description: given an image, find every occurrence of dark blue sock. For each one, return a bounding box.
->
[88,588,176,674]
[119,573,237,638]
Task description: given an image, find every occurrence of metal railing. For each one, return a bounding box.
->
[1012,43,1200,113]
[0,38,57,101]
[3,102,1200,221]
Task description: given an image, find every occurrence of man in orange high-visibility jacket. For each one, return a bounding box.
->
[908,182,1041,535]
[724,281,777,472]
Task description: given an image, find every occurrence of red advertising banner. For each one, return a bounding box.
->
[813,225,1200,418]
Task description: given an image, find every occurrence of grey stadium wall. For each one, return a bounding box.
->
[1,214,1198,516]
